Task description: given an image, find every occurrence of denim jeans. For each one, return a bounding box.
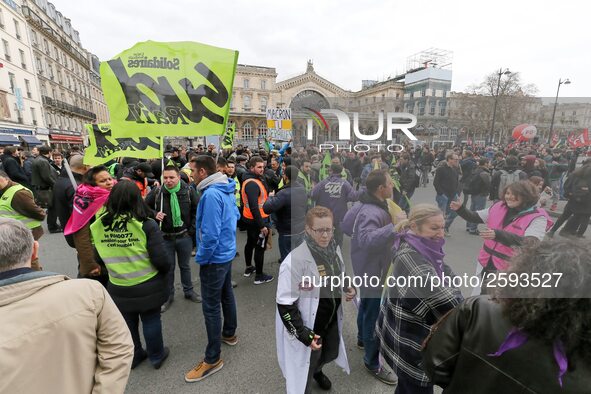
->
[435,193,448,213]
[466,194,487,232]
[278,232,304,262]
[356,297,381,370]
[550,179,561,204]
[200,260,237,364]
[163,235,194,297]
[122,308,166,365]
[436,193,459,230]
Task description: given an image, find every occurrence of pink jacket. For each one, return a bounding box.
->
[477,202,552,270]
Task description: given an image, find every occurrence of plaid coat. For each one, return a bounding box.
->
[376,241,463,387]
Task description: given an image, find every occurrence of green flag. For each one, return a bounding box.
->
[100,40,239,138]
[319,151,331,181]
[389,156,401,192]
[83,123,162,166]
[221,123,235,150]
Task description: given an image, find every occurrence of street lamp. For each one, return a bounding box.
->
[490,68,511,144]
[547,78,571,144]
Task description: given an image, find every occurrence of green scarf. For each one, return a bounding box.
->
[164,182,183,228]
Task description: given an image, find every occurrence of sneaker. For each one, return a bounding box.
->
[254,274,274,285]
[356,340,364,350]
[243,266,256,277]
[153,347,170,370]
[365,364,398,385]
[231,281,238,288]
[221,335,238,346]
[161,297,174,313]
[467,230,480,236]
[185,359,224,383]
[48,227,63,234]
[131,349,148,369]
[191,248,196,257]
[184,292,202,303]
[313,371,332,390]
[444,229,451,237]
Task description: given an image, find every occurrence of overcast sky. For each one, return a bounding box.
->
[52,0,589,97]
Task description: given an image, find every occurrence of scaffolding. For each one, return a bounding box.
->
[406,48,453,73]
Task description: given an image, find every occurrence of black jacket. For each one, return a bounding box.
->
[98,219,171,314]
[0,153,29,186]
[423,296,591,393]
[433,163,460,199]
[52,171,83,247]
[397,161,418,193]
[145,180,198,235]
[262,181,307,235]
[31,155,56,189]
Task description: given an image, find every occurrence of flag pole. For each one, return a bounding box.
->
[159,137,164,229]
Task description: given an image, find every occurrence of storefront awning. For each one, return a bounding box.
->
[0,134,20,145]
[49,134,83,143]
[19,135,43,146]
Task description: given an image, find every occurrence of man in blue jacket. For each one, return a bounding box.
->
[185,156,240,383]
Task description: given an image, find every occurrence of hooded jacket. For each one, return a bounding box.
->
[196,172,241,264]
[0,271,133,393]
[263,180,307,235]
[341,192,396,294]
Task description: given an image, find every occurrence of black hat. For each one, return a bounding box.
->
[136,162,154,178]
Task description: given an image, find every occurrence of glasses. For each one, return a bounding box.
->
[310,227,334,236]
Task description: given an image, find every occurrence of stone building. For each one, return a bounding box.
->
[21,0,95,150]
[0,0,45,147]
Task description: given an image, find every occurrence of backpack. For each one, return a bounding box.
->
[498,170,523,199]
[464,169,483,195]
[569,176,591,202]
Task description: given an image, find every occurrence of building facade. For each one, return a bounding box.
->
[0,0,45,147]
[21,0,95,150]
[89,53,108,124]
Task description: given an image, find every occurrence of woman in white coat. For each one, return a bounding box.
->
[276,206,356,394]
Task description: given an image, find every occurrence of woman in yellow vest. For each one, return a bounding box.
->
[90,181,172,370]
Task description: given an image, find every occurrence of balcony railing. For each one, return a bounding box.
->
[21,6,89,69]
[42,95,96,120]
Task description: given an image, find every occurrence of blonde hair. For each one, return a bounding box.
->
[394,204,443,232]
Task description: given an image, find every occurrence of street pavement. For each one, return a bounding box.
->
[40,184,498,394]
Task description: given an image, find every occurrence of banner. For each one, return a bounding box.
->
[100,40,239,138]
[221,123,235,150]
[568,129,591,148]
[266,108,292,141]
[319,151,331,181]
[83,124,162,166]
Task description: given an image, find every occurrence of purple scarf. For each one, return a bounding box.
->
[489,327,568,387]
[394,231,445,278]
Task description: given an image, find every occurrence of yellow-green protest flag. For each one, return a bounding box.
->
[221,123,235,150]
[100,40,239,138]
[319,151,331,181]
[83,123,162,166]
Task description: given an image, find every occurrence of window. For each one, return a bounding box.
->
[243,79,249,89]
[421,89,426,97]
[31,31,37,46]
[30,107,37,125]
[48,64,54,80]
[14,19,20,39]
[19,49,26,69]
[406,103,414,114]
[418,102,425,116]
[25,79,31,98]
[43,39,49,54]
[573,111,577,116]
[242,122,253,139]
[396,93,400,99]
[8,72,16,93]
[382,94,385,101]
[429,101,435,115]
[260,97,267,111]
[260,80,266,90]
[14,103,23,123]
[257,121,267,137]
[439,102,446,116]
[40,83,47,96]
[0,9,4,29]
[440,126,448,138]
[243,95,251,110]
[57,70,62,84]
[409,92,414,99]
[3,39,10,61]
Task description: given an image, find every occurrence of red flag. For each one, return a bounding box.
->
[569,129,590,148]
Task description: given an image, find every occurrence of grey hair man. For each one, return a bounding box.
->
[0,218,134,393]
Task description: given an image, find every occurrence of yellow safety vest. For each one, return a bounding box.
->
[0,184,42,229]
[90,213,158,287]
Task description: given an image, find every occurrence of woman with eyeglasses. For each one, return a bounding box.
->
[376,204,463,394]
[276,206,356,394]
